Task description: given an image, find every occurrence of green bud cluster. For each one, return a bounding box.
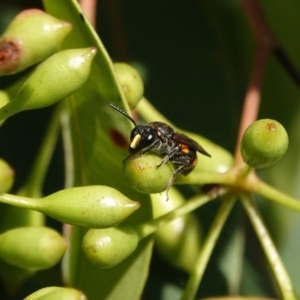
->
[123,152,174,195]
[0,186,140,228]
[241,119,289,169]
[82,226,139,268]
[152,188,202,272]
[0,227,66,270]
[0,47,97,121]
[0,9,72,75]
[24,286,86,300]
[114,63,144,109]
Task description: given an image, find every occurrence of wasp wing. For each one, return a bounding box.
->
[173,132,211,157]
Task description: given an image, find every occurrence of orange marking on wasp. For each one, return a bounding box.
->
[180,144,190,153]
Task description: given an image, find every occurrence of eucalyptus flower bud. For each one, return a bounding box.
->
[0,90,10,107]
[0,47,97,121]
[123,152,174,195]
[241,119,289,169]
[0,158,14,193]
[0,9,72,75]
[82,226,139,268]
[152,188,202,272]
[24,287,86,300]
[0,227,67,270]
[114,63,144,109]
[24,286,59,299]
[0,91,10,126]
[0,186,140,228]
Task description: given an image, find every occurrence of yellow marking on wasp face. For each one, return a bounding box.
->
[130,134,141,149]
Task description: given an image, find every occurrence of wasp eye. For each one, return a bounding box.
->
[147,134,154,141]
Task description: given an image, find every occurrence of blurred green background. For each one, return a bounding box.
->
[1,0,300,299]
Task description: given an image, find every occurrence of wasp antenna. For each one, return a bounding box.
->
[108,103,137,126]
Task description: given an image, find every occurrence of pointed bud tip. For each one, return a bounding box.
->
[90,46,97,54]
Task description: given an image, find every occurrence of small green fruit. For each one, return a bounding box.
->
[114,63,144,109]
[0,227,67,270]
[152,188,202,272]
[241,119,289,169]
[123,152,174,195]
[82,226,139,268]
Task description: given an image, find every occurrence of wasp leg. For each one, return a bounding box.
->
[123,139,161,164]
[123,154,133,164]
[122,152,147,164]
[156,146,180,169]
[164,164,187,201]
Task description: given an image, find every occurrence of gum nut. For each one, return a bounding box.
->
[241,119,289,169]
[123,152,174,195]
[0,227,67,270]
[152,188,202,272]
[82,226,139,268]
[114,63,144,109]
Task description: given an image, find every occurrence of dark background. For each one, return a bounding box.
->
[1,1,300,299]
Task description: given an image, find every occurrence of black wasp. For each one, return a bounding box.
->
[109,103,211,199]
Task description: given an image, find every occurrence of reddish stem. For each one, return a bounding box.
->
[79,0,97,27]
[234,0,277,166]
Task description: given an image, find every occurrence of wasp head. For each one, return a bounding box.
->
[108,103,157,153]
[129,125,157,154]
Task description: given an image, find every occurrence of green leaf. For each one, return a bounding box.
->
[42,0,153,299]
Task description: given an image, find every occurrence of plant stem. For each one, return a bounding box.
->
[18,105,61,198]
[234,0,276,165]
[135,193,216,240]
[239,164,254,179]
[240,194,297,300]
[0,194,40,211]
[175,171,234,186]
[79,0,97,27]
[177,169,300,214]
[245,175,300,214]
[181,196,236,300]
